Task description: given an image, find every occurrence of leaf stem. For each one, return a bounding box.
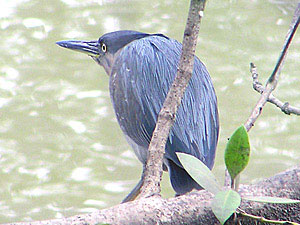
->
[237,209,300,225]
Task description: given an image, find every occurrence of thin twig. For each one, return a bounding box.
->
[244,3,300,132]
[237,208,300,225]
[251,64,300,115]
[138,0,207,199]
[269,3,300,83]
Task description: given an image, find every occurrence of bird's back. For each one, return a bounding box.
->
[110,34,219,194]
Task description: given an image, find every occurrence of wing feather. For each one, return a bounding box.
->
[110,35,219,169]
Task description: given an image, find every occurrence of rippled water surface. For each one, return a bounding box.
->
[0,0,299,222]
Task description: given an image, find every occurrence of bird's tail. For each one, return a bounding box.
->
[167,159,202,195]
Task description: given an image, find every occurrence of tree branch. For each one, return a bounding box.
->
[250,63,300,115]
[244,3,300,132]
[4,166,300,225]
[138,0,207,199]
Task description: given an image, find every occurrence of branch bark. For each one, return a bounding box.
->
[139,0,207,199]
[5,165,300,225]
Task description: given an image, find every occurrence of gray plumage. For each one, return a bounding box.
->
[110,34,218,194]
[56,30,219,200]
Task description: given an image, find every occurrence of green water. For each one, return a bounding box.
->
[0,0,299,223]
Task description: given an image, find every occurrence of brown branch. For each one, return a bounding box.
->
[138,0,207,199]
[4,166,300,225]
[251,64,300,115]
[244,3,300,132]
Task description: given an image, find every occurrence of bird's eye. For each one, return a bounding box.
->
[101,43,107,52]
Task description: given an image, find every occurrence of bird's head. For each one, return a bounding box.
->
[56,30,150,75]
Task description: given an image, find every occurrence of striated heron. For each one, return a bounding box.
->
[56,30,219,202]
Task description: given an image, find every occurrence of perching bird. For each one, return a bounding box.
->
[56,30,219,202]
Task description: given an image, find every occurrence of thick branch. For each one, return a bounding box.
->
[5,166,300,225]
[139,0,207,198]
[244,3,300,131]
[251,64,300,115]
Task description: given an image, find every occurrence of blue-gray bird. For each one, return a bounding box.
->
[56,30,219,202]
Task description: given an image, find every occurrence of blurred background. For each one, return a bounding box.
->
[0,0,299,223]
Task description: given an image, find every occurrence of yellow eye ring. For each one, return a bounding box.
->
[101,43,107,52]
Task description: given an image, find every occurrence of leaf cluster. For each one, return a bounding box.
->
[177,125,300,225]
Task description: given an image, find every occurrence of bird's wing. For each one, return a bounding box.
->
[110,35,219,169]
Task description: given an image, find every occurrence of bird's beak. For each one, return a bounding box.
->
[56,40,99,57]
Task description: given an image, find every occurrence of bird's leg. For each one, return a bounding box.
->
[121,165,146,203]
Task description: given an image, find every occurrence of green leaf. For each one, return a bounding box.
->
[243,196,300,204]
[225,125,250,180]
[211,190,241,225]
[177,153,221,195]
